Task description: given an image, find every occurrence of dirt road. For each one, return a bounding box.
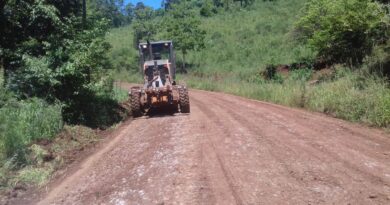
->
[31,89,390,204]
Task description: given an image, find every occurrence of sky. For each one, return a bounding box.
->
[126,0,162,9]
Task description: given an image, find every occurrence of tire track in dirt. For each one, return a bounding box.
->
[191,90,390,204]
[192,95,321,204]
[208,90,390,188]
[210,90,390,152]
[191,99,245,205]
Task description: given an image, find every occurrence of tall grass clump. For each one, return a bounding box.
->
[0,97,63,164]
[306,71,390,127]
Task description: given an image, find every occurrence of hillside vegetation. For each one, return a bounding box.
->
[107,0,390,127]
[0,0,130,192]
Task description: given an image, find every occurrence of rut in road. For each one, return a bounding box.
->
[13,89,390,205]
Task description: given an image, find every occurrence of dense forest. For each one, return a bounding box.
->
[0,0,389,194]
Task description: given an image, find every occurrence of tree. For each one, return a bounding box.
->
[163,0,180,10]
[1,0,79,84]
[0,0,117,126]
[132,4,156,47]
[88,0,134,27]
[295,0,388,67]
[124,2,134,24]
[163,1,206,71]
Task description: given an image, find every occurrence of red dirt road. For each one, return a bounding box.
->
[33,89,390,204]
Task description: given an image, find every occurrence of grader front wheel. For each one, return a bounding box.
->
[179,88,190,113]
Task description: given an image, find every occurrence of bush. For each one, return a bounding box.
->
[364,39,390,77]
[295,0,388,66]
[0,98,63,164]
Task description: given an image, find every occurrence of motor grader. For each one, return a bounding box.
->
[129,40,190,117]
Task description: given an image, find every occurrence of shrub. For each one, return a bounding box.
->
[295,0,388,66]
[364,39,390,77]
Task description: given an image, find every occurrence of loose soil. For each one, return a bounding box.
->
[11,88,390,205]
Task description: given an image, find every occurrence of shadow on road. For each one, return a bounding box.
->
[130,107,190,120]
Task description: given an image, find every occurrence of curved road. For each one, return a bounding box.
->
[32,89,390,204]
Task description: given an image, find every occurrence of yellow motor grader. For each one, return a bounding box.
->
[129,40,190,117]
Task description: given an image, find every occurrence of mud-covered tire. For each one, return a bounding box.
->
[179,87,190,113]
[130,91,142,117]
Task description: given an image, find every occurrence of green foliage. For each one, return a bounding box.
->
[200,0,216,17]
[295,0,389,66]
[106,26,139,71]
[88,0,135,27]
[306,71,390,126]
[132,4,158,46]
[364,39,390,77]
[163,1,206,70]
[188,0,312,74]
[289,68,312,81]
[16,166,54,186]
[0,98,63,164]
[1,0,124,128]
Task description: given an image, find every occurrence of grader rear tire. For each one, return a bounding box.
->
[130,91,142,117]
[179,88,190,113]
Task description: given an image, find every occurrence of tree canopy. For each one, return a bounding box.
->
[163,1,206,70]
[295,0,389,66]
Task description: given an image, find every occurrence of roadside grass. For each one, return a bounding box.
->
[0,97,63,193]
[0,98,63,164]
[180,68,390,128]
[112,83,129,102]
[306,72,390,127]
[0,125,101,194]
[0,81,129,194]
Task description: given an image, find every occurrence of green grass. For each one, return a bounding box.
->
[112,82,130,102]
[306,71,390,126]
[0,125,101,190]
[0,97,63,190]
[106,27,139,73]
[187,0,313,75]
[16,166,54,186]
[0,98,63,164]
